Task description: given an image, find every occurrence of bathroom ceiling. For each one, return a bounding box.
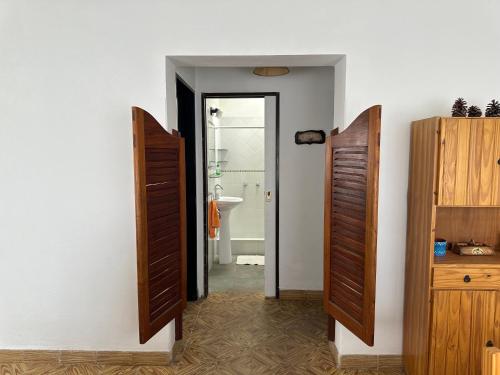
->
[167,54,344,67]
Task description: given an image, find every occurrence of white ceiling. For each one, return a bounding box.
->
[167,54,344,67]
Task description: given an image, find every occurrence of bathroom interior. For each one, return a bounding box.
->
[206,97,266,293]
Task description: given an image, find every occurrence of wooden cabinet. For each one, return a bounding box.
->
[403,117,500,375]
[429,290,500,375]
[438,118,500,206]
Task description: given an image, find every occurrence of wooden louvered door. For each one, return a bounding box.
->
[132,107,187,344]
[323,105,381,346]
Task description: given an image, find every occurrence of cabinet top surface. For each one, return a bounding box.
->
[413,116,500,123]
[434,252,500,268]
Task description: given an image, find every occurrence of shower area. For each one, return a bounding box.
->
[205,97,266,292]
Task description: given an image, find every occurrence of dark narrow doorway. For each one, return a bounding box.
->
[176,76,198,301]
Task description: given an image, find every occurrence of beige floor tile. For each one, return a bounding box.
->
[0,363,25,375]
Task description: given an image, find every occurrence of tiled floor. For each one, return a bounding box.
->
[0,293,403,374]
[208,258,264,292]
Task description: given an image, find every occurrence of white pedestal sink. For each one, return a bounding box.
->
[216,196,243,264]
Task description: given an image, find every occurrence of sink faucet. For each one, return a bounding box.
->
[214,184,224,200]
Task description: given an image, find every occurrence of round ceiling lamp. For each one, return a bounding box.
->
[253,67,290,77]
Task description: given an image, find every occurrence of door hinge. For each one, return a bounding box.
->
[133,135,136,147]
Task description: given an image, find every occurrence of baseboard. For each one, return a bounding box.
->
[279,289,323,301]
[0,349,172,366]
[327,342,403,370]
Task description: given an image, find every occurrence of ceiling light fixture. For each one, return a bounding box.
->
[253,67,290,77]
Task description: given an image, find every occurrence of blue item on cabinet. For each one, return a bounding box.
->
[434,238,447,257]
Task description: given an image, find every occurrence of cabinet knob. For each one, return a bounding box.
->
[486,340,494,347]
[463,275,471,283]
[497,158,500,165]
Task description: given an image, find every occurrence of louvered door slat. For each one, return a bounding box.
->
[333,178,367,190]
[333,185,366,198]
[332,225,365,243]
[132,107,187,344]
[332,269,364,293]
[332,212,365,229]
[333,232,366,253]
[332,242,365,263]
[324,105,381,346]
[332,244,364,262]
[333,166,368,176]
[331,256,365,283]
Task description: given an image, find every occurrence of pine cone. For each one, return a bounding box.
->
[467,105,482,117]
[485,99,500,117]
[452,98,468,117]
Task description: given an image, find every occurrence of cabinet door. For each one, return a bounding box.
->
[490,120,500,205]
[469,291,498,375]
[467,119,500,206]
[429,290,499,375]
[429,290,473,375]
[438,118,500,206]
[438,118,472,205]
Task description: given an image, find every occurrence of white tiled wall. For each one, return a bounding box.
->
[220,170,264,238]
[219,114,264,239]
[218,127,264,172]
[219,116,263,128]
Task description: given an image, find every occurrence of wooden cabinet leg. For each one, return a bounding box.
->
[175,314,183,341]
[328,315,335,342]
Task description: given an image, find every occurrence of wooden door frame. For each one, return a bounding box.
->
[201,92,280,298]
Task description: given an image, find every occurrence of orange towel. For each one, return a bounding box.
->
[208,200,220,239]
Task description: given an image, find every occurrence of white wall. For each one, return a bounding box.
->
[1,0,500,357]
[193,67,335,294]
[0,2,176,352]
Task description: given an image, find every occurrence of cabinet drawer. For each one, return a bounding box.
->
[433,268,500,289]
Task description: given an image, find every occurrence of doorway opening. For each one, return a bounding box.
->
[176,75,198,301]
[202,93,279,298]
